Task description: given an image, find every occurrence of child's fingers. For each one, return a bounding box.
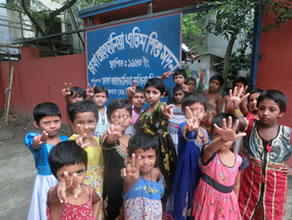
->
[232,119,240,132]
[130,153,136,169]
[213,123,222,133]
[185,106,193,121]
[57,181,67,203]
[236,132,246,139]
[227,116,232,129]
[222,118,227,129]
[40,130,48,141]
[241,93,250,102]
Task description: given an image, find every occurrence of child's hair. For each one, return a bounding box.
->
[128,132,159,156]
[173,84,183,94]
[181,92,208,113]
[209,74,224,87]
[257,89,287,113]
[173,69,187,81]
[33,102,61,124]
[48,141,88,178]
[106,98,132,121]
[135,86,145,95]
[211,113,240,135]
[186,77,197,86]
[69,100,99,122]
[94,86,109,97]
[70,86,87,99]
[248,88,264,102]
[145,77,166,95]
[233,76,248,88]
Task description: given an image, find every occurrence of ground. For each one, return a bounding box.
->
[0,115,291,219]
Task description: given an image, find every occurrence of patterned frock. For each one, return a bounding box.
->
[192,151,248,220]
[134,103,177,200]
[47,185,95,220]
[123,176,164,219]
[69,135,104,220]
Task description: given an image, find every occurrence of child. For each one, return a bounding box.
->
[126,83,146,135]
[24,102,68,220]
[101,98,132,219]
[227,89,292,219]
[89,86,110,137]
[167,92,209,219]
[61,83,87,134]
[168,84,186,153]
[192,114,248,219]
[68,100,104,220]
[245,88,263,121]
[122,132,164,219]
[202,74,224,134]
[134,77,177,201]
[47,141,101,219]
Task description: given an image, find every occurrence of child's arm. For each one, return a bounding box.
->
[202,117,246,163]
[121,153,140,193]
[31,131,48,150]
[233,171,241,198]
[197,68,205,92]
[160,69,173,80]
[92,190,101,219]
[216,94,223,113]
[127,81,138,103]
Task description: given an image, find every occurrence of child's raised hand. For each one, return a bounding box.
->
[61,82,72,97]
[32,131,48,149]
[161,103,173,119]
[160,69,173,79]
[75,124,91,148]
[127,81,138,99]
[106,123,122,143]
[86,83,95,98]
[214,117,246,144]
[122,153,140,185]
[185,106,200,132]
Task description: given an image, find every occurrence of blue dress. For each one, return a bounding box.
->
[123,176,164,220]
[25,132,68,220]
[167,122,209,220]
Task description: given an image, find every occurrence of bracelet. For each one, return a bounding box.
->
[235,109,244,118]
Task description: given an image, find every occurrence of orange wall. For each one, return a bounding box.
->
[257,17,292,128]
[0,46,87,124]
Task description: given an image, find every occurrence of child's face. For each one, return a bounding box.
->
[186,80,196,92]
[209,79,221,93]
[257,98,283,126]
[145,86,163,106]
[185,102,206,121]
[92,92,108,108]
[34,115,61,137]
[174,89,184,104]
[248,92,261,112]
[73,112,97,136]
[132,92,146,109]
[109,108,131,131]
[135,148,157,175]
[56,163,87,187]
[174,74,185,85]
[233,82,245,90]
[69,94,84,104]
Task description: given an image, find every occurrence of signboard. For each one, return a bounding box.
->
[86,13,181,101]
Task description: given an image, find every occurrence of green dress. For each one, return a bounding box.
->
[134,103,177,200]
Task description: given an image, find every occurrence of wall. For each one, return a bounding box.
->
[0,46,87,123]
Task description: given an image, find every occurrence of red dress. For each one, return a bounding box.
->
[47,185,95,220]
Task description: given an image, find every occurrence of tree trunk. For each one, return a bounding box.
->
[222,34,236,95]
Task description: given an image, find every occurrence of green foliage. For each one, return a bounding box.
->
[182,13,206,53]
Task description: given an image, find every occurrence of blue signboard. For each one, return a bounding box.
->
[86,13,181,101]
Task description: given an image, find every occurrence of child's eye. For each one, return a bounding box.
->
[76,170,84,175]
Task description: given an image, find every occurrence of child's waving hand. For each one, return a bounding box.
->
[160,69,173,79]
[214,117,246,143]
[227,86,249,111]
[75,125,91,148]
[121,153,140,191]
[86,83,95,99]
[32,131,48,149]
[185,106,200,132]
[61,82,72,97]
[161,102,173,119]
[127,81,138,101]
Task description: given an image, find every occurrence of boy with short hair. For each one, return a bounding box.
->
[201,74,224,134]
[25,102,68,220]
[90,86,110,137]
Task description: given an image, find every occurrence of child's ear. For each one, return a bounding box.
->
[33,121,40,129]
[278,112,284,119]
[161,92,166,98]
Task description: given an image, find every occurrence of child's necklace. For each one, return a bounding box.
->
[142,172,153,194]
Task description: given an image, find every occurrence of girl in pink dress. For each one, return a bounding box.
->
[192,113,248,220]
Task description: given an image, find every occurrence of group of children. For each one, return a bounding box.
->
[25,68,291,220]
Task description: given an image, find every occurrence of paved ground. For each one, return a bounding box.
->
[0,116,291,219]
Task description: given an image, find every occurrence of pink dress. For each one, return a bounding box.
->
[47,185,95,220]
[192,151,248,220]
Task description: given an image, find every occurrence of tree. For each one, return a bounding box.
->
[195,0,292,91]
[3,0,113,55]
